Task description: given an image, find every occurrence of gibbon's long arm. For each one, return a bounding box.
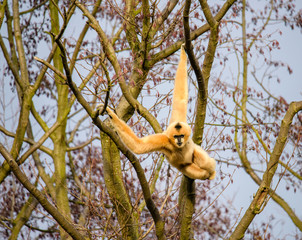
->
[103,106,171,154]
[170,44,188,124]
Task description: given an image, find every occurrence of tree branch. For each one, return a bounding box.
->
[230,101,302,239]
[199,0,217,27]
[146,0,238,67]
[0,144,85,240]
[183,0,206,107]
[55,37,166,239]
[0,125,52,156]
[75,0,162,134]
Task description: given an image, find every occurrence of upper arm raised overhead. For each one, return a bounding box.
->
[170,45,188,124]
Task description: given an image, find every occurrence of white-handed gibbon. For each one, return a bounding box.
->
[98,45,216,180]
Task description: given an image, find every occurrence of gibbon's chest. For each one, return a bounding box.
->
[166,143,194,167]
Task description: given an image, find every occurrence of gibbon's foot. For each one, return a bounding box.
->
[208,170,216,180]
[204,157,216,180]
[206,158,216,180]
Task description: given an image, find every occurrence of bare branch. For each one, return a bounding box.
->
[75,0,162,133]
[0,144,86,240]
[34,56,67,82]
[230,101,302,238]
[55,36,166,239]
[0,125,52,156]
[183,0,206,102]
[199,0,217,28]
[146,0,238,67]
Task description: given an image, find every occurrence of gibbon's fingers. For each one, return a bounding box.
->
[96,104,105,112]
[96,104,106,116]
[96,104,111,117]
[96,104,118,121]
[170,45,188,124]
[180,163,211,180]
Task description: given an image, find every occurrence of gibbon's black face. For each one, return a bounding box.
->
[174,134,185,147]
[167,122,191,148]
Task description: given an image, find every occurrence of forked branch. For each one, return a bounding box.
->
[54,36,166,240]
[229,101,302,239]
[0,144,85,240]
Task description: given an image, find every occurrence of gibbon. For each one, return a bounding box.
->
[98,45,216,180]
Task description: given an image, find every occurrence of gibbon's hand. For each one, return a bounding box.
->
[96,104,107,115]
[181,42,186,51]
[97,104,115,119]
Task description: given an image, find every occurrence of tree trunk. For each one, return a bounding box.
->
[100,132,139,239]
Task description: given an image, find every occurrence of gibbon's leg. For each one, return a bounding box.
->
[98,105,170,154]
[180,163,211,180]
[170,44,188,124]
[193,146,216,180]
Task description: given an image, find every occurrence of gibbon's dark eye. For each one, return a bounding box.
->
[174,134,184,139]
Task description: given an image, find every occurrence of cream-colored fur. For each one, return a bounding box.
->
[98,45,216,180]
